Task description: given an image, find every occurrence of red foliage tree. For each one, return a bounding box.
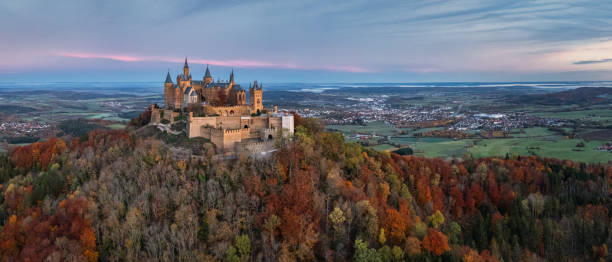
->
[486,173,501,206]
[422,228,450,256]
[0,198,98,261]
[10,138,67,170]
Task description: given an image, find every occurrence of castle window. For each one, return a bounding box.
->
[230,110,235,116]
[244,125,249,129]
[268,134,273,140]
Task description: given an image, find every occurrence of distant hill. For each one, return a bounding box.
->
[511,87,612,106]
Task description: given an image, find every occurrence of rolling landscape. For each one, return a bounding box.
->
[1,1,612,262]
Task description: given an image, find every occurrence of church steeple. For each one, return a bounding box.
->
[230,69,235,84]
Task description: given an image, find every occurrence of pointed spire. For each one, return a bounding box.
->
[165,70,173,83]
[205,64,211,78]
[184,57,189,68]
[230,69,235,83]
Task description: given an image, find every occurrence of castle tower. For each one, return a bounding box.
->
[164,71,175,108]
[204,65,212,84]
[250,81,263,113]
[229,69,235,86]
[183,57,190,76]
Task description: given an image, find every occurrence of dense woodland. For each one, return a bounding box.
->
[0,114,610,261]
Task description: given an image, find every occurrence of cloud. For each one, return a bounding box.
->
[3,0,612,81]
[56,52,373,73]
[574,58,612,65]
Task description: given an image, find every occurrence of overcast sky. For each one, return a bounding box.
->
[1,0,612,82]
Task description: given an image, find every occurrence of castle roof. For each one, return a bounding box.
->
[205,65,211,78]
[178,74,191,81]
[165,71,173,83]
[184,57,189,68]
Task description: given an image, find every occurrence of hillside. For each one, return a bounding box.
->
[0,115,610,261]
[511,87,612,106]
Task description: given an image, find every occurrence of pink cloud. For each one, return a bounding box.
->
[57,52,145,62]
[55,51,373,73]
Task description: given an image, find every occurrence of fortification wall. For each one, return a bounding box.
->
[188,115,216,138]
[268,117,282,129]
[216,117,242,129]
[151,108,180,124]
[240,140,275,155]
[222,128,243,151]
[250,117,269,129]
[209,128,225,150]
[205,105,251,117]
[261,128,277,140]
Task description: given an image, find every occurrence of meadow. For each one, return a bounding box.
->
[337,124,612,163]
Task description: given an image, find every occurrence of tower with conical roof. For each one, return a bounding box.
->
[249,80,263,113]
[183,57,190,77]
[204,64,213,84]
[164,71,176,108]
[229,69,235,85]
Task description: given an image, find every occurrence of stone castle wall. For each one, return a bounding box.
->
[205,105,252,117]
[151,108,181,124]
[240,140,275,155]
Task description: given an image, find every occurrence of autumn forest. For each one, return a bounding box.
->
[0,114,610,261]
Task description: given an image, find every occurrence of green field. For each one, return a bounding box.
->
[532,109,612,122]
[106,123,127,130]
[332,124,612,163]
[327,121,398,136]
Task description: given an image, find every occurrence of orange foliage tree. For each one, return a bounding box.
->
[0,197,98,261]
[10,138,67,170]
[422,228,450,256]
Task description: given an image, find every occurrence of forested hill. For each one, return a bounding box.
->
[0,115,610,261]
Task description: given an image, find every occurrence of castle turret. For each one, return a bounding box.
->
[204,64,212,84]
[249,80,263,113]
[164,71,175,108]
[230,69,235,85]
[165,71,173,85]
[183,57,190,76]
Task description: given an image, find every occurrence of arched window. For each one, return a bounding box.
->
[230,110,234,116]
[244,125,249,129]
[268,134,273,140]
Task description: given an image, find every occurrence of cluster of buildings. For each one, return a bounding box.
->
[151,59,294,153]
[98,101,135,110]
[450,113,563,132]
[598,143,612,152]
[0,121,50,137]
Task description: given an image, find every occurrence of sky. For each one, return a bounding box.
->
[1,0,612,83]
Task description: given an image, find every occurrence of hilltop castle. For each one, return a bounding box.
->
[151,58,294,153]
